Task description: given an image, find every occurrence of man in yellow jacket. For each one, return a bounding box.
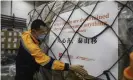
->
[15,19,88,80]
[123,52,133,80]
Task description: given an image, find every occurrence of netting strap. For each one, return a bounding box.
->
[116,1,133,12]
[37,4,49,19]
[28,10,35,26]
[96,1,131,79]
[27,1,133,80]
[45,1,102,80]
[103,70,110,80]
[28,1,36,26]
[45,1,103,80]
[41,2,58,59]
[28,2,49,26]
[38,1,79,66]
[109,71,117,80]
[34,2,58,60]
[31,1,66,60]
[43,1,67,60]
[48,1,79,63]
[33,2,68,80]
[108,1,130,70]
[34,1,62,60]
[108,1,129,70]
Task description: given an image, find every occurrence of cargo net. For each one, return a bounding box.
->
[28,1,133,80]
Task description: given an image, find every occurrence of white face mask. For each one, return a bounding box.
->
[37,34,46,41]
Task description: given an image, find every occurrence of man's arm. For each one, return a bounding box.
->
[21,34,69,71]
[21,33,89,79]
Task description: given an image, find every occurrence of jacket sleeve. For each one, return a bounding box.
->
[21,34,69,71]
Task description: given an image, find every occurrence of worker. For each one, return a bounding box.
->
[123,52,133,80]
[15,19,89,80]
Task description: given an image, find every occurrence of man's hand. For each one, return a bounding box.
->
[69,65,98,80]
[69,65,89,77]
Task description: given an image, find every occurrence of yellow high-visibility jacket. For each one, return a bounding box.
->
[15,30,69,80]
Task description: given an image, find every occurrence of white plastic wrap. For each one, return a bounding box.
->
[25,1,133,80]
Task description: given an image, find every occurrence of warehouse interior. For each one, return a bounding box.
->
[1,1,133,80]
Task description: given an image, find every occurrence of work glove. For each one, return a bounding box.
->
[68,65,99,80]
[69,65,89,78]
[74,72,99,80]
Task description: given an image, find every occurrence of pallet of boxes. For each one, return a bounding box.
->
[1,30,21,65]
[1,30,21,80]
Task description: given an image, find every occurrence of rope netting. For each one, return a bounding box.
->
[28,1,133,80]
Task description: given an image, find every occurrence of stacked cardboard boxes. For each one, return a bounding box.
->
[1,31,21,50]
[1,31,7,49]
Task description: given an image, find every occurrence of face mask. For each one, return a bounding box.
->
[37,34,46,41]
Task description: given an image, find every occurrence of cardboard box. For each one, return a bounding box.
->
[1,31,4,36]
[1,35,7,43]
[1,43,5,49]
[18,32,21,36]
[1,36,7,49]
[13,43,17,48]
[13,32,17,36]
[12,42,19,49]
[12,50,16,54]
[12,37,17,42]
[7,37,12,42]
[7,37,19,43]
[7,43,11,48]
[16,42,20,48]
[1,50,4,54]
[6,43,13,49]
[8,50,11,54]
[8,32,13,36]
[1,31,7,37]
[6,42,20,49]
[6,31,14,37]
[1,37,5,42]
[13,32,20,37]
[1,37,4,42]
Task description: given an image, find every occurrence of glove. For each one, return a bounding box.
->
[68,65,98,80]
[69,65,89,77]
[74,72,99,80]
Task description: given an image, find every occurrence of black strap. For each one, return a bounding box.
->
[103,70,110,80]
[27,1,133,80]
